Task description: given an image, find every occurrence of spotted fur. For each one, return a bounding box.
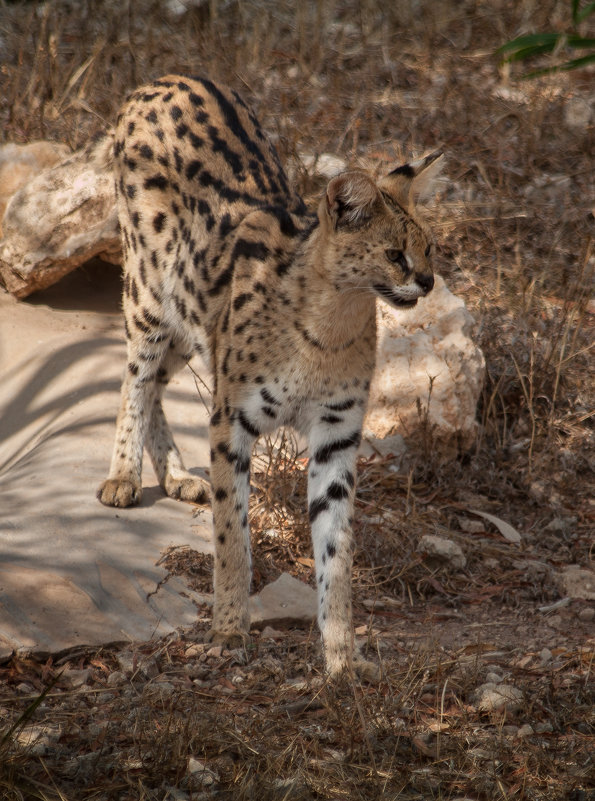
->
[97,74,443,677]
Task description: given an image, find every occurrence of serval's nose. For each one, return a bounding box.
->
[416,272,434,295]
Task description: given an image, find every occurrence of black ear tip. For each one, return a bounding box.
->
[388,163,415,178]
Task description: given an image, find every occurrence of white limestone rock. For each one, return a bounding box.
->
[367,275,485,454]
[0,141,71,234]
[249,572,317,627]
[0,133,120,298]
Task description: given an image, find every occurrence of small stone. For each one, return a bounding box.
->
[578,607,594,623]
[564,97,593,130]
[556,566,595,600]
[185,643,207,658]
[458,517,484,534]
[63,668,91,688]
[517,724,534,738]
[115,651,135,675]
[474,683,524,713]
[539,648,553,665]
[418,534,466,570]
[260,625,284,640]
[107,670,126,687]
[485,672,502,684]
[206,645,223,659]
[163,786,190,801]
[16,724,61,755]
[187,756,217,785]
[535,721,554,734]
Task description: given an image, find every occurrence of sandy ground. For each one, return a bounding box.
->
[0,261,214,657]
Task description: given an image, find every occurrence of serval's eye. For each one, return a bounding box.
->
[385,249,408,270]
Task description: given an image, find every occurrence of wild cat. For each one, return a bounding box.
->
[98,74,443,677]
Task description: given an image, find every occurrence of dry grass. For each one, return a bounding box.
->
[0,0,594,799]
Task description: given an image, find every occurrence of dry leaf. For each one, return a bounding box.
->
[469,509,522,543]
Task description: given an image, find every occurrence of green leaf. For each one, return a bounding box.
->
[565,34,595,47]
[523,52,595,77]
[575,1,595,23]
[502,43,560,63]
[498,32,561,55]
[572,0,580,23]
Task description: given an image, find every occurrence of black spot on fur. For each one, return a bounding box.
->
[309,497,329,524]
[153,212,166,233]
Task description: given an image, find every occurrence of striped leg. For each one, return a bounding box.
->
[308,404,379,679]
[205,403,256,646]
[146,343,210,504]
[98,326,170,507]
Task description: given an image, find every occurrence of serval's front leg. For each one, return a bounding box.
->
[308,407,378,680]
[205,402,256,648]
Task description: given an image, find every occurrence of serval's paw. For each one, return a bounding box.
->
[205,628,249,650]
[325,648,380,684]
[97,478,142,508]
[352,655,381,683]
[164,473,210,504]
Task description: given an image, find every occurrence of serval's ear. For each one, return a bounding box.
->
[380,150,444,209]
[322,171,381,231]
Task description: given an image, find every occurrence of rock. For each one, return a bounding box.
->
[539,648,553,665]
[0,141,71,234]
[359,430,407,462]
[564,96,593,130]
[578,607,594,623]
[298,151,347,179]
[517,724,534,738]
[473,682,524,714]
[535,721,553,734]
[260,625,285,640]
[418,534,466,570]
[0,133,120,298]
[367,275,485,454]
[63,667,91,688]
[250,572,318,627]
[15,724,62,755]
[187,756,218,786]
[106,670,126,687]
[556,566,595,600]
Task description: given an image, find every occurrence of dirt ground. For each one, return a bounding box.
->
[0,1,593,799]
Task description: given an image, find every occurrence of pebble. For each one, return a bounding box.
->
[539,648,553,665]
[418,534,467,570]
[535,721,553,734]
[578,607,594,623]
[474,683,524,713]
[184,643,207,658]
[502,725,518,737]
[187,756,218,786]
[63,668,91,688]
[107,670,126,687]
[517,724,534,738]
[16,724,62,755]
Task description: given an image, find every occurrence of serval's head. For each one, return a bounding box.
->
[318,151,444,309]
